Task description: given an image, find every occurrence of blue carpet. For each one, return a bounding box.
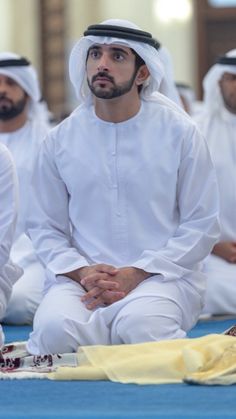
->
[1,318,236,419]
[188,316,236,337]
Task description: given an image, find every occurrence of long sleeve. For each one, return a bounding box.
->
[0,144,22,318]
[27,137,89,275]
[0,145,18,266]
[194,109,236,241]
[131,125,220,280]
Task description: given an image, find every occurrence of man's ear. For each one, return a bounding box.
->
[136,64,150,86]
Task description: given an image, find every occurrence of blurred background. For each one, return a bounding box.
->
[1,0,236,120]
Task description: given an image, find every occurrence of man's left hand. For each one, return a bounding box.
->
[81,267,151,309]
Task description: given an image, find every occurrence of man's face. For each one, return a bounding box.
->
[0,74,28,120]
[86,44,140,99]
[219,72,236,114]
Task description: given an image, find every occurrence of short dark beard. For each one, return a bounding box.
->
[0,94,28,121]
[221,93,236,114]
[87,67,139,99]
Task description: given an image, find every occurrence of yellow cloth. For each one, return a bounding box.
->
[50,334,236,385]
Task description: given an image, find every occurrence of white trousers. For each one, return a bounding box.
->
[27,274,202,355]
[3,261,45,324]
[203,254,236,315]
[3,235,45,325]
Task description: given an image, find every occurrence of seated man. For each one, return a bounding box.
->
[26,19,219,355]
[0,53,50,324]
[195,49,236,315]
[0,144,22,346]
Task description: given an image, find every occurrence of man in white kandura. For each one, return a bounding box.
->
[0,53,50,324]
[195,49,236,315]
[0,144,22,346]
[26,19,219,355]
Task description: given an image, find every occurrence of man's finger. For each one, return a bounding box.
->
[84,290,125,310]
[81,273,118,287]
[85,296,105,310]
[81,286,102,302]
[97,264,119,275]
[101,290,126,304]
[81,280,120,302]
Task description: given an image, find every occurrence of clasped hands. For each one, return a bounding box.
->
[76,264,150,310]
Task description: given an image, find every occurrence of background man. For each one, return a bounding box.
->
[26,19,219,355]
[0,52,50,324]
[195,49,236,315]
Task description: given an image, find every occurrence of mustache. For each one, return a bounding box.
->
[0,94,12,103]
[92,72,114,84]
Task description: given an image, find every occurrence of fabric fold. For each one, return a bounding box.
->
[52,334,236,385]
[2,334,236,385]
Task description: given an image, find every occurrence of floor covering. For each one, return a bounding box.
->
[1,317,236,418]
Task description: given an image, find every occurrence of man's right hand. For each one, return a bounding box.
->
[77,264,119,290]
[63,264,125,305]
[212,241,236,263]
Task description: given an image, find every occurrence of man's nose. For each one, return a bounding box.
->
[0,82,7,93]
[97,54,109,72]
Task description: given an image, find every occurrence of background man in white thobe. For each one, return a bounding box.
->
[0,143,22,346]
[195,49,236,315]
[26,19,219,355]
[0,53,50,324]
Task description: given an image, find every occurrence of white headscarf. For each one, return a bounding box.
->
[203,49,236,113]
[176,82,196,114]
[69,19,181,107]
[0,52,46,120]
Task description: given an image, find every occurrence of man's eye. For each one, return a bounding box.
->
[114,54,124,61]
[222,74,236,82]
[7,79,17,86]
[89,50,98,59]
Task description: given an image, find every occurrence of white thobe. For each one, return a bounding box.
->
[0,119,49,324]
[0,144,22,345]
[26,98,219,354]
[195,107,236,314]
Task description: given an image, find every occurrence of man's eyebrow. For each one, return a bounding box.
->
[110,47,129,55]
[88,45,129,55]
[88,45,101,51]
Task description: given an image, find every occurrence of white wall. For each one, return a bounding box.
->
[0,0,40,71]
[0,0,196,102]
[0,0,13,51]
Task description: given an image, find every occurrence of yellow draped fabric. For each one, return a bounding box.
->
[50,334,236,385]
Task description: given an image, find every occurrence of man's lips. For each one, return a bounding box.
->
[92,72,114,84]
[0,98,12,105]
[94,77,112,83]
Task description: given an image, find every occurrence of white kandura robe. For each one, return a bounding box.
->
[26,98,219,354]
[0,144,22,345]
[195,107,236,314]
[0,119,49,324]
